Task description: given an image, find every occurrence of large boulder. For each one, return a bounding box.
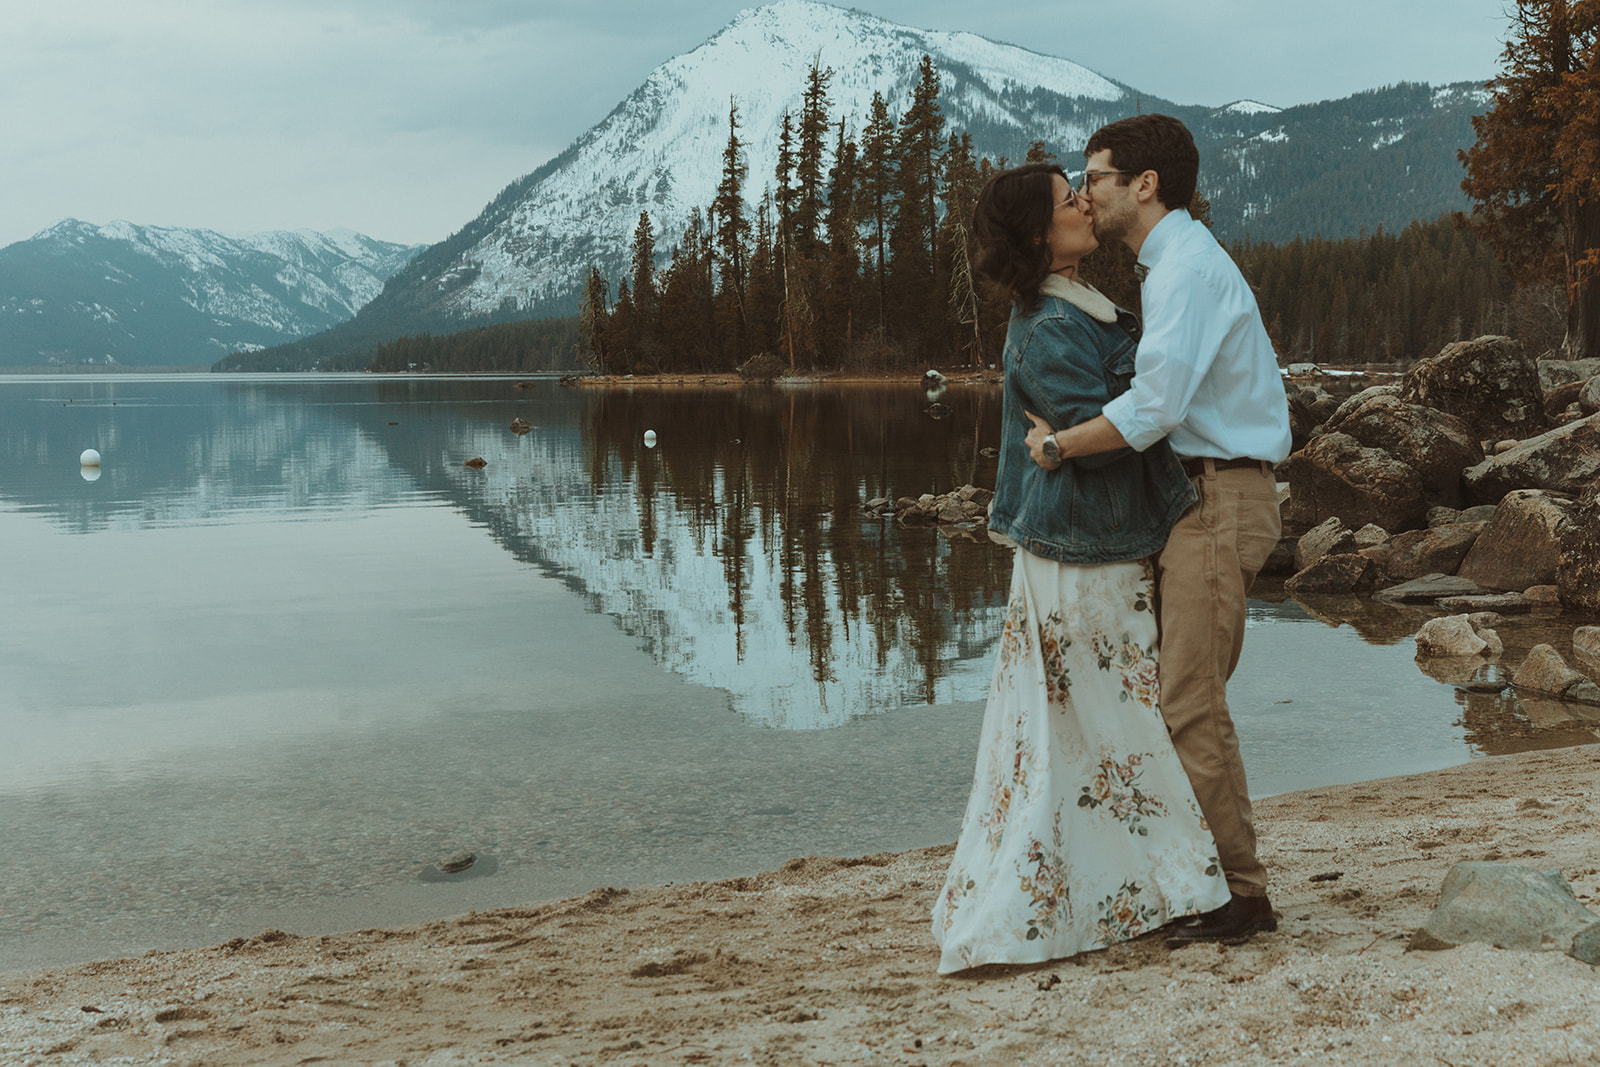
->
[1284,553,1376,596]
[1331,394,1483,510]
[1372,574,1487,603]
[1295,517,1357,571]
[1513,644,1600,704]
[1556,483,1600,612]
[1409,862,1600,964]
[1286,385,1341,451]
[1543,376,1595,417]
[1583,376,1600,415]
[1281,432,1428,532]
[1537,357,1600,391]
[1322,384,1402,433]
[1353,523,1390,548]
[1372,522,1486,580]
[1456,489,1574,591]
[1414,615,1489,656]
[1461,413,1600,505]
[1400,336,1547,441]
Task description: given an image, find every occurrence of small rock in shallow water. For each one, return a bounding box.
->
[464,457,487,469]
[509,418,531,435]
[1437,592,1533,614]
[418,851,499,883]
[1414,615,1489,657]
[438,850,476,874]
[1373,574,1485,603]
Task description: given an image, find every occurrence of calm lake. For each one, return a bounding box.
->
[1,373,1591,972]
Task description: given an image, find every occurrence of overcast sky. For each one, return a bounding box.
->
[1,0,1513,250]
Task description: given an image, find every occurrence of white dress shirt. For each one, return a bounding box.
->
[1100,210,1292,463]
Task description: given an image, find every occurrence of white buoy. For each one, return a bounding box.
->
[80,466,101,482]
[80,449,101,467]
[643,430,657,449]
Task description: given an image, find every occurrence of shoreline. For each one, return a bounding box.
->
[566,368,1003,387]
[4,744,1598,1066]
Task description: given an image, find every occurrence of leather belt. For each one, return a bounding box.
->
[1180,456,1267,478]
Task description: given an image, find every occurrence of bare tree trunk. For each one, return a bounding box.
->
[1564,191,1600,358]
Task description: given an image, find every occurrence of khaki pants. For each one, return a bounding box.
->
[1157,461,1281,898]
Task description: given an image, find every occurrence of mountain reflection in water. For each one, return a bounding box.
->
[441,383,1013,729]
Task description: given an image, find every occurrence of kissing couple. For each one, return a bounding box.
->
[933,113,1291,972]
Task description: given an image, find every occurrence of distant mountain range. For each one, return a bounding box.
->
[6,0,1490,369]
[262,0,1486,370]
[0,220,421,368]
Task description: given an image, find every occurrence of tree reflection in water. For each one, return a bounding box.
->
[468,382,1013,729]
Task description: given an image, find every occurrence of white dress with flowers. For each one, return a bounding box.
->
[932,550,1229,973]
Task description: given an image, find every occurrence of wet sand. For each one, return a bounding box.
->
[3,744,1598,1066]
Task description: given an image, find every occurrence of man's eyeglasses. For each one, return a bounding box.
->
[1078,169,1135,192]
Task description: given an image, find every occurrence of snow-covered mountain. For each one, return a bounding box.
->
[351,0,1149,330]
[0,220,422,367]
[324,0,1482,351]
[439,0,1126,318]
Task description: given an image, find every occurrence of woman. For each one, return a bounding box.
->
[931,164,1228,973]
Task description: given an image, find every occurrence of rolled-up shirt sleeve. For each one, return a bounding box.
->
[1101,263,1232,453]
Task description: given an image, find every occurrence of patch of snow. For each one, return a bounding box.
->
[1218,99,1281,115]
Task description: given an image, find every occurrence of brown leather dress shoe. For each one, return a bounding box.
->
[1166,893,1277,945]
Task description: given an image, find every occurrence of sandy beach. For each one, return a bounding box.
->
[3,743,1597,1066]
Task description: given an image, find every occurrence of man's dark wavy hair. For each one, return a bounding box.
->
[971,162,1065,313]
[1084,113,1198,211]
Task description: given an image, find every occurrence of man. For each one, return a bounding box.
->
[1023,114,1291,943]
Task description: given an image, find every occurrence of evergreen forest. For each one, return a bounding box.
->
[225,57,1559,376]
[575,57,1552,375]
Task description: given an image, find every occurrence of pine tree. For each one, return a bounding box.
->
[940,133,986,367]
[578,266,611,372]
[773,111,801,366]
[886,56,945,360]
[1460,0,1600,356]
[860,91,897,351]
[610,278,637,373]
[794,59,834,261]
[822,120,861,363]
[630,211,658,336]
[746,189,783,357]
[712,99,752,358]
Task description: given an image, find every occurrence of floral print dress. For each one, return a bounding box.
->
[932,551,1229,973]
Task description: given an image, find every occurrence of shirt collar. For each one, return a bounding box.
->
[1039,274,1118,323]
[1137,208,1191,273]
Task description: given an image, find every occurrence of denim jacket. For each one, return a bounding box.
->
[988,278,1196,564]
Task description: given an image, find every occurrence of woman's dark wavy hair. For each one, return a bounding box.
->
[971,162,1066,314]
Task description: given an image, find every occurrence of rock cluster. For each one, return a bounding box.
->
[1276,335,1600,613]
[865,484,992,527]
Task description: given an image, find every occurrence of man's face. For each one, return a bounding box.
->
[1080,148,1136,246]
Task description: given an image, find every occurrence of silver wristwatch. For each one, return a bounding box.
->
[1041,432,1061,464]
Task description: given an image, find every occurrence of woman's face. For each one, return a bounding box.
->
[1044,173,1097,273]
